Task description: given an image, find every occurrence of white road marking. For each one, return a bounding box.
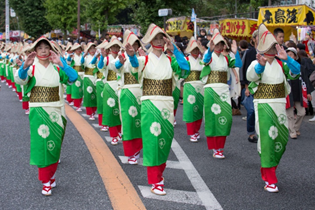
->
[92,124,102,128]
[138,185,203,206]
[171,139,222,210]
[118,156,182,169]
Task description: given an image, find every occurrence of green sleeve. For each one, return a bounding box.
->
[58,69,70,85]
[283,62,300,80]
[171,56,190,79]
[227,54,236,68]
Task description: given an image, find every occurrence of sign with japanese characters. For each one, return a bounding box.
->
[258,5,315,26]
[219,19,258,39]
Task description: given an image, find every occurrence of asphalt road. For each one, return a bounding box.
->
[1,83,315,210]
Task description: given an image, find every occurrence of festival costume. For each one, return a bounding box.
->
[114,30,143,162]
[98,37,122,142]
[128,23,190,195]
[246,24,300,192]
[82,43,98,119]
[14,36,78,195]
[201,29,242,158]
[182,37,205,141]
[69,44,84,110]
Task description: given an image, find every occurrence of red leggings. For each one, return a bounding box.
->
[122,138,142,157]
[147,163,166,184]
[108,125,122,138]
[206,136,227,150]
[86,107,97,115]
[186,119,202,135]
[38,162,59,183]
[261,166,278,185]
[73,98,83,108]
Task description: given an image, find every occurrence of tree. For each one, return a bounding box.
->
[43,0,78,40]
[81,0,134,33]
[10,0,52,38]
[131,0,199,34]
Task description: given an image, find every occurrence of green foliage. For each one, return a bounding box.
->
[43,0,77,38]
[82,0,134,32]
[131,0,199,34]
[10,0,52,38]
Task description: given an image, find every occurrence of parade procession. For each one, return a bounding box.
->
[1,0,315,210]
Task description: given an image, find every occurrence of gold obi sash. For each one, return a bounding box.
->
[30,86,60,103]
[254,83,285,99]
[0,58,4,61]
[107,70,117,81]
[96,71,103,79]
[124,73,138,85]
[85,67,94,75]
[6,60,9,64]
[143,78,172,96]
[73,66,84,72]
[206,71,227,84]
[185,70,201,82]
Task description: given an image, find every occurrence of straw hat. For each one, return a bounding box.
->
[84,42,96,53]
[65,42,72,51]
[28,36,57,53]
[22,43,32,53]
[209,28,228,48]
[122,30,143,48]
[96,39,108,49]
[286,47,299,60]
[141,23,172,45]
[256,24,278,54]
[185,36,205,54]
[105,36,122,50]
[71,43,83,51]
[50,40,63,55]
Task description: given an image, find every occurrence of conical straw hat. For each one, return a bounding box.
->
[141,23,172,45]
[71,43,83,51]
[256,24,278,54]
[28,36,58,54]
[185,36,204,54]
[209,28,228,48]
[84,42,96,53]
[96,39,108,49]
[105,36,122,50]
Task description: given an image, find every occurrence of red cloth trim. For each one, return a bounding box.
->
[85,107,96,115]
[264,53,276,56]
[224,56,229,65]
[98,114,103,126]
[150,26,159,35]
[147,163,166,184]
[32,65,35,76]
[22,101,29,110]
[126,32,135,42]
[73,98,82,108]
[109,125,119,137]
[106,56,109,66]
[206,136,227,150]
[122,138,143,156]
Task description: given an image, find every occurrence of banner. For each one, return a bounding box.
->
[219,19,258,39]
[258,4,315,26]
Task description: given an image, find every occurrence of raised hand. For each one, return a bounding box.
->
[138,47,146,56]
[125,43,135,57]
[16,58,22,67]
[24,52,36,69]
[118,54,126,65]
[209,40,215,52]
[231,40,238,54]
[276,44,288,60]
[101,48,108,57]
[256,53,267,66]
[164,37,174,51]
[49,50,63,67]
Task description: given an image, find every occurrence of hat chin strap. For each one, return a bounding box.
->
[37,53,51,59]
[191,52,199,58]
[151,43,164,51]
[111,51,119,55]
[214,50,222,54]
[264,53,275,57]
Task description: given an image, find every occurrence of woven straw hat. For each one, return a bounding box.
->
[65,42,72,51]
[84,42,96,53]
[28,36,57,53]
[96,39,108,49]
[22,43,32,53]
[256,24,278,54]
[141,23,172,45]
[185,36,204,54]
[105,36,122,50]
[209,28,228,48]
[71,43,83,51]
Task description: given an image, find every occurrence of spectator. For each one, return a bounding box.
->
[240,30,258,143]
[206,34,212,41]
[239,40,249,58]
[199,28,207,38]
[273,28,285,46]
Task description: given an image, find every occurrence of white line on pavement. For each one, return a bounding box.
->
[118,156,182,170]
[138,185,203,206]
[171,139,223,210]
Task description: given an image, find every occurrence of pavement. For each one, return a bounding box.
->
[1,82,315,210]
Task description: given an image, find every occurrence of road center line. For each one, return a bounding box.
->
[171,139,223,210]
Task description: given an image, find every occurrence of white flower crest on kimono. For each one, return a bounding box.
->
[49,112,59,123]
[87,86,93,93]
[75,81,81,87]
[275,142,283,152]
[161,108,170,120]
[211,103,221,115]
[38,124,50,139]
[278,114,287,125]
[128,106,138,117]
[47,140,55,151]
[150,122,162,137]
[220,93,228,102]
[187,95,196,104]
[268,126,278,140]
[195,86,202,93]
[218,116,227,125]
[107,97,115,107]
[159,138,166,149]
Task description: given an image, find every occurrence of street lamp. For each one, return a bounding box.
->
[158,9,172,31]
